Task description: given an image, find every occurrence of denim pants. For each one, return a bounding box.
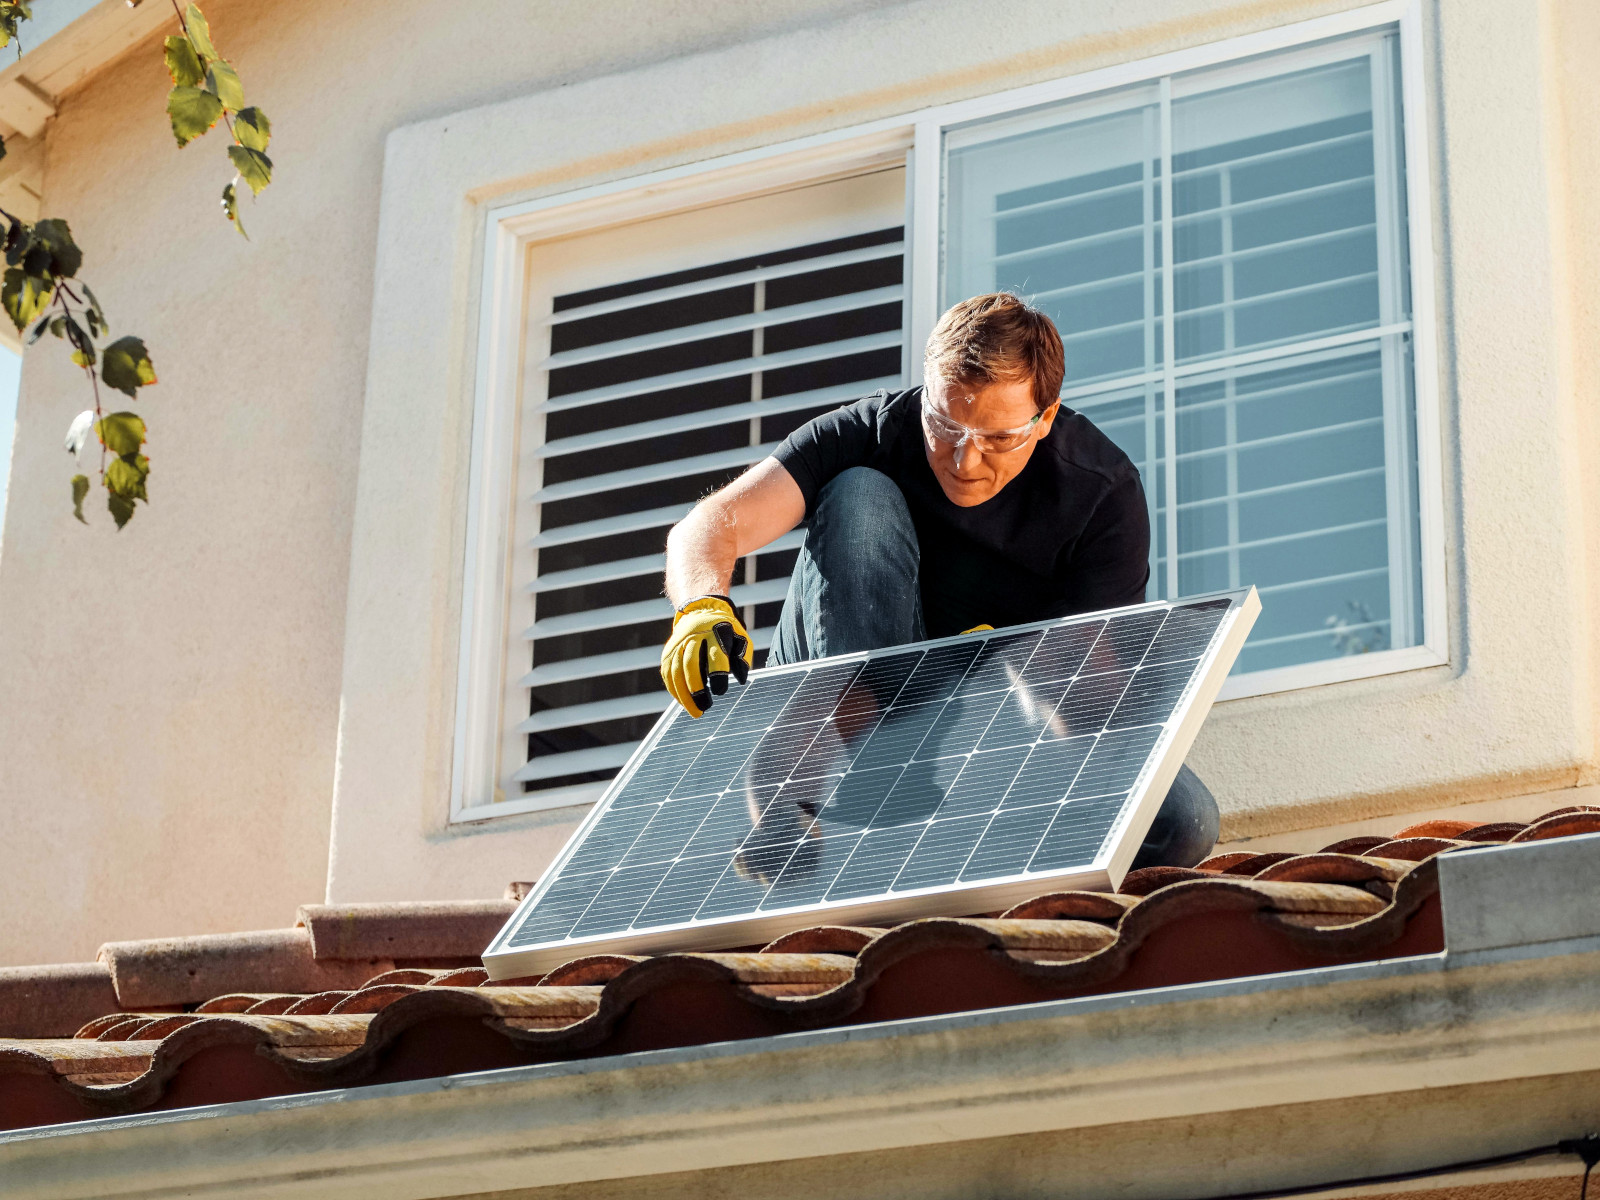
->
[768,466,1220,871]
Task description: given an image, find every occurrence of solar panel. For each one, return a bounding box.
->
[484,588,1259,980]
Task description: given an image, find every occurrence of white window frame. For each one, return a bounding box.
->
[451,0,1445,824]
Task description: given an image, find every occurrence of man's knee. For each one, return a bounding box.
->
[1131,764,1220,870]
[809,467,917,575]
[814,467,911,524]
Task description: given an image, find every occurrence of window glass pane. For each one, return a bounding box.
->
[1170,342,1421,672]
[1172,56,1389,364]
[945,86,1163,390]
[941,31,1424,677]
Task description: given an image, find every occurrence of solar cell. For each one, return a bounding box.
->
[486,588,1259,978]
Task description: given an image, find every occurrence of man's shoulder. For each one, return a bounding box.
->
[1043,407,1141,490]
[858,385,919,417]
[839,385,920,437]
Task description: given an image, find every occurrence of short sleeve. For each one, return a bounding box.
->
[1060,470,1152,612]
[771,392,885,516]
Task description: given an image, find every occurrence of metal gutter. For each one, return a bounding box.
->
[3,835,1598,1200]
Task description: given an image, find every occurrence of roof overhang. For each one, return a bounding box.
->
[0,0,172,224]
[2,835,1598,1200]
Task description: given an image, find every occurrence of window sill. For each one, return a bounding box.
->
[1216,643,1449,702]
[452,780,609,825]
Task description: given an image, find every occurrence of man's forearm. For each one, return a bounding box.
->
[663,457,809,609]
[664,500,740,607]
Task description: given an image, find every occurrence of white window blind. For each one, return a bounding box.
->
[513,187,907,796]
[943,30,1421,674]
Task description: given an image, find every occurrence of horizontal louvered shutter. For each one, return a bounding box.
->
[514,209,907,795]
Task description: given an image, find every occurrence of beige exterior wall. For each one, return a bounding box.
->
[0,0,1596,963]
[0,0,917,966]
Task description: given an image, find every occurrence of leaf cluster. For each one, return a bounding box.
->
[0,0,30,51]
[0,0,274,532]
[164,4,272,237]
[0,212,158,528]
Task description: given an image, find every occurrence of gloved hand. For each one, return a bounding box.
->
[660,595,753,718]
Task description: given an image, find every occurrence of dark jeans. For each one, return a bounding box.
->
[769,466,1219,871]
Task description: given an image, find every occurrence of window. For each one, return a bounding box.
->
[942,31,1422,676]
[457,16,1440,818]
[504,170,907,806]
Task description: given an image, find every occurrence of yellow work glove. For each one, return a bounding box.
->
[960,624,994,635]
[661,595,753,718]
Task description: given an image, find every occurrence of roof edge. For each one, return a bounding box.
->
[3,925,1598,1200]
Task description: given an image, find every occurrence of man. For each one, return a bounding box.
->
[658,292,1217,869]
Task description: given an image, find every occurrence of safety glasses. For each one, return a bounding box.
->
[920,399,1049,455]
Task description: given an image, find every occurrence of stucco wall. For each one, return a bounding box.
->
[0,0,917,966]
[0,0,1596,963]
[325,0,1600,905]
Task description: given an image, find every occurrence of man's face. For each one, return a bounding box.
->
[921,372,1060,507]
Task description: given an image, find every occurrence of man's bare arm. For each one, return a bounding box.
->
[665,457,806,607]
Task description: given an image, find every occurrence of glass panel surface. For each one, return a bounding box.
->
[502,595,1240,953]
[941,31,1422,676]
[946,86,1163,392]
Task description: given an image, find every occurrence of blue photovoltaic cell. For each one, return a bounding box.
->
[501,594,1241,952]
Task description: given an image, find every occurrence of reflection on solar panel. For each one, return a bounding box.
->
[484,588,1259,979]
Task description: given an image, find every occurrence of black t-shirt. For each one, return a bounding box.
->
[772,386,1151,638]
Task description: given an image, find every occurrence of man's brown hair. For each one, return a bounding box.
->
[923,292,1065,412]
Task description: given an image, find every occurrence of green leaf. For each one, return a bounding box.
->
[24,312,48,343]
[222,181,247,239]
[204,60,243,112]
[233,106,270,152]
[163,34,203,86]
[105,453,150,502]
[0,1,26,50]
[71,473,89,524]
[101,338,156,398]
[49,314,66,338]
[30,218,81,279]
[1,265,51,330]
[227,145,271,195]
[82,283,107,334]
[96,412,146,455]
[70,348,93,367]
[167,85,223,147]
[184,4,217,61]
[62,314,89,355]
[108,491,136,530]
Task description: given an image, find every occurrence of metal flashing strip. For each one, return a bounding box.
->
[1436,831,1600,954]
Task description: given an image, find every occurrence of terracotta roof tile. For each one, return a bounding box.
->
[1319,834,1392,854]
[1361,836,1471,861]
[98,928,390,1008]
[2,805,1593,1131]
[1511,810,1600,840]
[1214,851,1300,876]
[296,901,516,961]
[0,962,120,1040]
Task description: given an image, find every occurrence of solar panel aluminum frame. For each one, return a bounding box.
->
[483,587,1259,981]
